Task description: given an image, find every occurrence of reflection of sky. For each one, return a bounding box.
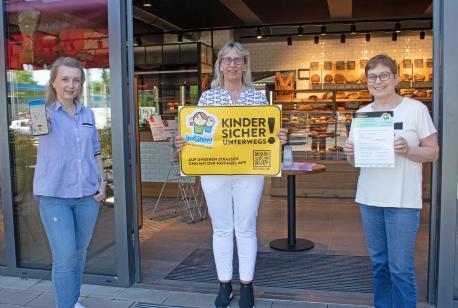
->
[32,70,49,85]
[32,69,103,85]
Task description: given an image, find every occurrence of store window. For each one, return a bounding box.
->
[4,0,116,275]
[455,171,458,298]
[0,175,5,265]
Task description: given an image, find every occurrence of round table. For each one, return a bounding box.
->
[269,163,327,252]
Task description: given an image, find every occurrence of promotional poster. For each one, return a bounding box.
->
[178,105,282,176]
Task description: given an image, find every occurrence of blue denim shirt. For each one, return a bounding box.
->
[33,101,102,198]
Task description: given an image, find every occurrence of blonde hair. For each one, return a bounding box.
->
[211,41,254,89]
[46,57,85,105]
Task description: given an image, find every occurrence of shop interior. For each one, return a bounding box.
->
[132,0,434,303]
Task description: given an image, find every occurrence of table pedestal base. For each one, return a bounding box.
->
[269,238,314,252]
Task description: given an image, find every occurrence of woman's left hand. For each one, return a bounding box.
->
[394,136,409,155]
[94,181,106,202]
[277,128,289,145]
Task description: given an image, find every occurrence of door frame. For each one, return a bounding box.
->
[0,0,137,287]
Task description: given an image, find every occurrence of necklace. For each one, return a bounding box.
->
[226,87,243,102]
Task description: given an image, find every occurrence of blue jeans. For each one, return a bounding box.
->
[359,204,420,308]
[39,196,100,308]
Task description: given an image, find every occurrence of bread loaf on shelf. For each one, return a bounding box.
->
[322,93,333,99]
[401,74,412,82]
[324,74,333,83]
[346,92,359,99]
[414,73,425,82]
[359,90,372,99]
[298,104,313,111]
[344,75,358,83]
[334,74,345,83]
[336,92,346,99]
[311,74,321,84]
[414,90,427,97]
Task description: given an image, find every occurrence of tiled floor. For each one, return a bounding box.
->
[139,178,430,304]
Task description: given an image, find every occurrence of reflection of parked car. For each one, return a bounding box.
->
[9,119,31,135]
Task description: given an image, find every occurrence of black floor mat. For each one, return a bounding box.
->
[165,249,373,293]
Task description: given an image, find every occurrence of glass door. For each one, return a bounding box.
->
[3,0,117,277]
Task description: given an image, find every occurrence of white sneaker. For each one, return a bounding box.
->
[75,302,86,308]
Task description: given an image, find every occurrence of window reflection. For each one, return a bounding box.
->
[5,0,116,275]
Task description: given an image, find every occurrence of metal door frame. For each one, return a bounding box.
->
[0,0,136,287]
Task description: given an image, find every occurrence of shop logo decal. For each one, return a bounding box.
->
[185,110,218,146]
[381,112,392,121]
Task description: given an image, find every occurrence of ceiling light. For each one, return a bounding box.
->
[394,22,401,33]
[143,0,152,7]
[287,36,292,46]
[340,33,346,43]
[177,33,183,42]
[297,26,304,36]
[256,28,263,39]
[314,35,319,44]
[320,25,327,35]
[392,31,398,41]
[420,30,425,39]
[365,33,371,42]
[350,24,357,34]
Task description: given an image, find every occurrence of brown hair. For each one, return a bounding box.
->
[193,111,208,121]
[45,57,86,105]
[365,54,398,76]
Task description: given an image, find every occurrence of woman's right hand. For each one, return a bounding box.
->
[343,140,354,156]
[174,135,186,153]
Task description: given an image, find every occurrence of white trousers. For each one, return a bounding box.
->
[201,175,264,282]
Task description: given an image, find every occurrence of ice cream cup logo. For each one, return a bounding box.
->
[185,110,218,146]
[381,113,391,121]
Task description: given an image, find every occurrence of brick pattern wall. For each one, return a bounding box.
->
[245,33,432,73]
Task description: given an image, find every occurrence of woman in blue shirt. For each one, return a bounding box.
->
[33,57,105,308]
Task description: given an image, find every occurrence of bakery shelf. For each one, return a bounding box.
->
[311,83,369,90]
[335,98,373,102]
[336,111,358,114]
[275,98,333,103]
[283,110,334,114]
[274,76,431,162]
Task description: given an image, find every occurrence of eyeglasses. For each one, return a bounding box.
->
[366,72,393,83]
[221,57,244,66]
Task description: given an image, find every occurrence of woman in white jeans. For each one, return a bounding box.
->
[176,41,287,308]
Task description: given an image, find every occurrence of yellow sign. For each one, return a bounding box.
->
[179,105,282,176]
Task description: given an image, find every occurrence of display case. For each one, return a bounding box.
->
[277,82,432,162]
[278,88,372,161]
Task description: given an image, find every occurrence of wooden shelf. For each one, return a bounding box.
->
[275,98,333,103]
[283,110,334,114]
[335,98,373,102]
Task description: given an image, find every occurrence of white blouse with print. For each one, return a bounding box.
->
[198,87,268,106]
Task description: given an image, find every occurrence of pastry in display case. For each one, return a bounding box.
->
[274,54,433,161]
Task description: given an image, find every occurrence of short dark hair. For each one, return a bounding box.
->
[365,54,398,76]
